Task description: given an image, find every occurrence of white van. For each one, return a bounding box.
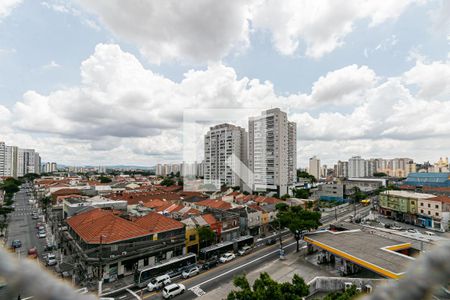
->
[424,231,435,236]
[147,274,171,292]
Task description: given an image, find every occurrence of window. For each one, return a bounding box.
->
[436,212,439,216]
[428,211,430,215]
[428,204,431,208]
[420,209,424,213]
[435,204,439,209]
[189,235,196,241]
[420,203,424,206]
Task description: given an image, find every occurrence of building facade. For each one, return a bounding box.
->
[204,123,247,188]
[248,108,295,195]
[308,156,320,180]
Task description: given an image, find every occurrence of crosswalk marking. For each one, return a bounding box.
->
[190,286,206,297]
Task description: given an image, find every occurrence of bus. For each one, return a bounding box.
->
[134,253,197,288]
[199,236,255,261]
[361,199,371,206]
[199,241,234,261]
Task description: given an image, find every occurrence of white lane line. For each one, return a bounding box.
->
[189,241,297,290]
[126,288,142,300]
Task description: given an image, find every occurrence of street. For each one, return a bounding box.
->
[107,203,371,300]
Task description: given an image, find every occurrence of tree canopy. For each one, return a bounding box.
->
[98,176,112,183]
[227,272,309,300]
[297,171,316,183]
[197,226,215,248]
[292,188,310,199]
[277,205,321,233]
[160,177,175,186]
[322,285,361,300]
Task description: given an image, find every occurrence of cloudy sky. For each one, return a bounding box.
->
[0,0,449,167]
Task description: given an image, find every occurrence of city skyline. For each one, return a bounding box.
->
[0,1,449,167]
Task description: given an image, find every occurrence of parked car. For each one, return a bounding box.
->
[147,274,171,292]
[44,243,57,252]
[47,253,57,266]
[407,228,419,234]
[265,237,277,245]
[27,247,38,259]
[202,257,219,270]
[11,240,22,249]
[38,231,47,238]
[32,212,39,220]
[182,266,200,279]
[38,225,45,231]
[162,283,185,299]
[424,231,436,236]
[35,222,42,229]
[238,245,252,256]
[219,252,236,263]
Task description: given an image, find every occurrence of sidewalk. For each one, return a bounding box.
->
[198,248,333,299]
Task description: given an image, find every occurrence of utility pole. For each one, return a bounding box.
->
[278,219,284,259]
[98,234,106,296]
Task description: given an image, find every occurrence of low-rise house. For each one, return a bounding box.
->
[228,206,261,236]
[206,209,240,241]
[62,195,127,218]
[191,199,233,212]
[417,195,450,231]
[64,208,186,283]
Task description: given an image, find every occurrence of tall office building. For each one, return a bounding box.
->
[4,146,18,178]
[336,160,349,178]
[35,153,41,175]
[308,156,320,180]
[204,123,247,188]
[0,142,5,176]
[248,108,295,195]
[348,156,366,177]
[287,122,297,184]
[17,148,37,176]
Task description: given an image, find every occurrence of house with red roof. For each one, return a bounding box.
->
[64,208,186,282]
[192,199,233,212]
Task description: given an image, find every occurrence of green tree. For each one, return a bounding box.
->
[227,272,309,300]
[22,173,41,181]
[297,171,316,183]
[98,176,112,183]
[280,194,290,200]
[276,206,321,252]
[292,188,310,199]
[160,177,175,186]
[197,226,215,248]
[373,172,388,177]
[323,285,361,300]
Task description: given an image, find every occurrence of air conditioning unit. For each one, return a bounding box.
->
[364,285,373,293]
[344,282,353,290]
[121,251,127,256]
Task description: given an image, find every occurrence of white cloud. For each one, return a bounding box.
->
[403,58,450,100]
[0,0,21,20]
[251,0,419,58]
[7,43,450,166]
[75,0,422,63]
[77,0,251,64]
[42,60,61,69]
[310,64,377,104]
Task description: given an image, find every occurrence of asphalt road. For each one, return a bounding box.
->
[109,238,299,300]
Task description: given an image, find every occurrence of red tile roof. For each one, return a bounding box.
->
[430,195,450,204]
[196,199,232,210]
[52,188,81,196]
[202,213,218,226]
[255,196,282,205]
[134,212,184,234]
[67,208,150,244]
[143,199,168,208]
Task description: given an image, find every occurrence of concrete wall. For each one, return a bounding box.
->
[307,276,385,297]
